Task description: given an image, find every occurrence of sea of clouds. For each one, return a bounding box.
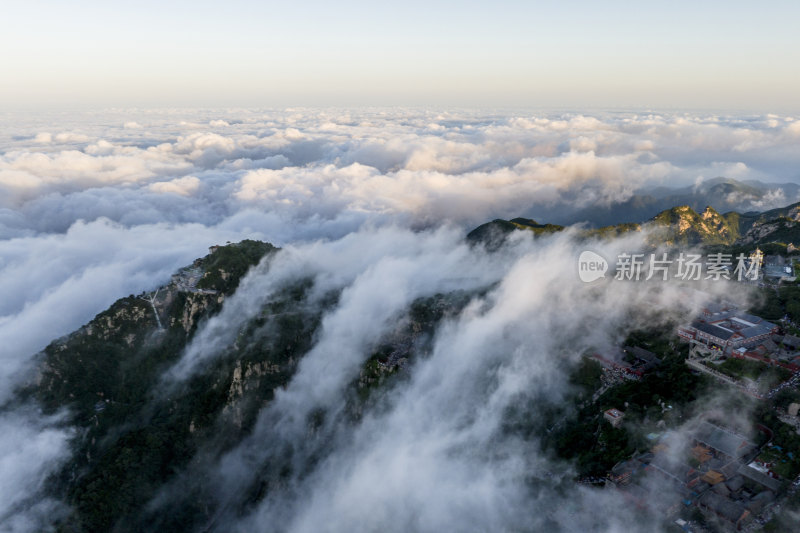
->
[3,108,800,358]
[1,108,799,531]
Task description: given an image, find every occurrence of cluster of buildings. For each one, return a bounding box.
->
[595,254,800,528]
[762,252,796,283]
[738,248,796,284]
[677,303,778,354]
[592,346,663,380]
[596,253,800,529]
[611,421,783,530]
[677,300,800,399]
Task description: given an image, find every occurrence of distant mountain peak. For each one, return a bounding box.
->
[555,177,800,228]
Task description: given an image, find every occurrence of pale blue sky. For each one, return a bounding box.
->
[2,0,799,110]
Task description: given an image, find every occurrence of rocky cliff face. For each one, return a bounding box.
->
[31,240,280,532]
[740,220,788,244]
[27,237,485,532]
[731,201,800,246]
[469,202,800,249]
[699,206,735,239]
[647,205,741,246]
[38,242,275,408]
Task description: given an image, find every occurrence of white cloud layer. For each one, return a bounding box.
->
[0,108,797,531]
[2,109,800,240]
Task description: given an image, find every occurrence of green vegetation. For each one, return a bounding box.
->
[715,358,790,383]
[34,240,300,532]
[544,327,707,478]
[585,222,641,240]
[749,285,800,321]
[465,219,520,248]
[508,217,565,235]
[350,290,480,409]
[756,446,798,479]
[355,353,401,404]
[467,199,800,253]
[197,240,276,292]
[755,406,800,481]
[551,412,635,478]
[744,219,800,248]
[624,328,679,356]
[750,288,785,321]
[648,205,740,246]
[466,218,564,250]
[773,387,800,411]
[595,356,707,425]
[569,358,603,395]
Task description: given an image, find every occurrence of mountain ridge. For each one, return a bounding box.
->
[25,238,483,531]
[539,177,800,227]
[469,198,800,250]
[19,193,800,531]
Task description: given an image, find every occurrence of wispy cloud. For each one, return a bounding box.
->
[151,227,744,533]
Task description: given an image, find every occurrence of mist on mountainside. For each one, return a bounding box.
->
[3,109,800,532]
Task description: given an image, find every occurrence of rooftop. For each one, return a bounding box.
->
[692,321,735,341]
[734,312,767,326]
[699,491,748,523]
[625,346,661,365]
[693,421,755,460]
[740,324,774,339]
[738,463,782,493]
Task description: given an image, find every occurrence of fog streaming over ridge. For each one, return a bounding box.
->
[150,227,745,533]
[0,108,795,531]
[167,225,507,383]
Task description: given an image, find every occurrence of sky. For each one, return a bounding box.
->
[2,0,800,110]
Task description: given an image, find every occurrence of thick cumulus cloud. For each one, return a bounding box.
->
[3,109,800,239]
[4,107,797,359]
[0,108,796,531]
